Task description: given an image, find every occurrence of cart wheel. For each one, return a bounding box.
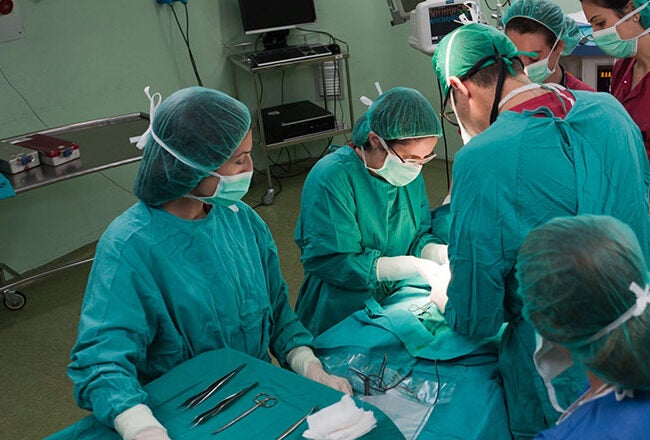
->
[3,290,26,311]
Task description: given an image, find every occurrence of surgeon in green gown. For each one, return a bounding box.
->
[430,24,650,439]
[68,87,351,440]
[295,86,449,336]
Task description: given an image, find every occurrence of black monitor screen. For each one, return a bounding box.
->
[239,0,317,34]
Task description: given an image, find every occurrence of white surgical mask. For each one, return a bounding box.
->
[525,38,560,83]
[449,91,473,145]
[592,2,650,58]
[533,335,573,413]
[361,138,422,187]
[186,170,253,206]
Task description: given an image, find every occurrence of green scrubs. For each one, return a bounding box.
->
[68,201,312,428]
[295,145,439,336]
[446,91,650,438]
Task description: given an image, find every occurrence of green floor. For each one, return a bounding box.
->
[0,158,449,439]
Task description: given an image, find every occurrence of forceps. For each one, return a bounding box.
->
[276,406,317,440]
[191,382,258,427]
[180,363,247,410]
[211,392,278,435]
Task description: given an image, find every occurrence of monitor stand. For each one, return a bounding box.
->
[262,29,290,50]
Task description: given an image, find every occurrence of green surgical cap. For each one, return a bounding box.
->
[503,0,582,55]
[517,215,650,390]
[634,0,650,29]
[432,23,522,96]
[351,86,441,146]
[133,87,251,206]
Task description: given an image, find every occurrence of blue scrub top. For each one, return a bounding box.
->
[535,389,650,439]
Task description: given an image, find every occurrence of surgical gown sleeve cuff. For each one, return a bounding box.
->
[114,404,166,440]
[421,243,449,265]
[286,345,321,376]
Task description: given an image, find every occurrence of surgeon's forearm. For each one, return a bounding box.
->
[302,250,382,289]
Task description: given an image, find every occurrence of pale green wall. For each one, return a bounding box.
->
[0,0,581,274]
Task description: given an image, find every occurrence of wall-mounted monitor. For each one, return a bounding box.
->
[408,0,470,55]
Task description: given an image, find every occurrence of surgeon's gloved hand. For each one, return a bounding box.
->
[428,263,451,313]
[114,404,170,440]
[376,256,438,282]
[421,243,450,265]
[305,362,354,395]
[287,346,353,395]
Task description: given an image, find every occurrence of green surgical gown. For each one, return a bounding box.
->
[446,91,650,438]
[68,201,312,427]
[295,145,439,336]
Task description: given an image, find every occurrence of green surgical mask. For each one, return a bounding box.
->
[526,38,560,83]
[361,137,422,187]
[592,2,650,58]
[186,170,253,206]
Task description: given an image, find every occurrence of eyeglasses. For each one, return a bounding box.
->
[386,141,437,165]
[440,89,459,127]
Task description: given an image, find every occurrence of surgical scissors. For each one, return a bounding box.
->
[191,382,258,427]
[211,392,278,435]
[179,363,247,410]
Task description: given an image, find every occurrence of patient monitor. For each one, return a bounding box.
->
[408,0,482,55]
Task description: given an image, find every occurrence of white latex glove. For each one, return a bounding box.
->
[421,243,450,265]
[114,404,169,440]
[376,256,438,282]
[133,428,170,440]
[428,263,451,313]
[287,346,353,395]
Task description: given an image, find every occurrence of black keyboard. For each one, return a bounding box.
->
[248,45,332,67]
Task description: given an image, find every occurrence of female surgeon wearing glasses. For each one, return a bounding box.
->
[294,86,449,336]
[503,0,596,91]
[67,87,351,440]
[581,0,650,159]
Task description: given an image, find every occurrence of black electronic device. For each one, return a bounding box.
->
[261,101,336,144]
[238,0,317,49]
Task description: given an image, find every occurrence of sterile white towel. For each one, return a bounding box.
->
[302,395,377,440]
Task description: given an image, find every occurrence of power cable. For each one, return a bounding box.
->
[0,64,48,128]
[435,77,451,191]
[169,3,204,86]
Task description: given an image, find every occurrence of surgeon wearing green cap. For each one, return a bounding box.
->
[294,86,448,336]
[517,215,650,439]
[503,0,595,90]
[68,87,351,440]
[431,23,650,438]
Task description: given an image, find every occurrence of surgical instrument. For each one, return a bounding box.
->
[350,354,413,395]
[191,381,258,427]
[408,301,435,319]
[276,406,317,440]
[211,392,278,435]
[180,363,247,410]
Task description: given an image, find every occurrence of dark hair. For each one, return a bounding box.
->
[505,16,557,48]
[579,0,632,18]
[466,58,525,88]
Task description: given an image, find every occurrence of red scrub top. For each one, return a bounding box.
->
[612,57,650,159]
[563,71,596,92]
[509,88,575,118]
